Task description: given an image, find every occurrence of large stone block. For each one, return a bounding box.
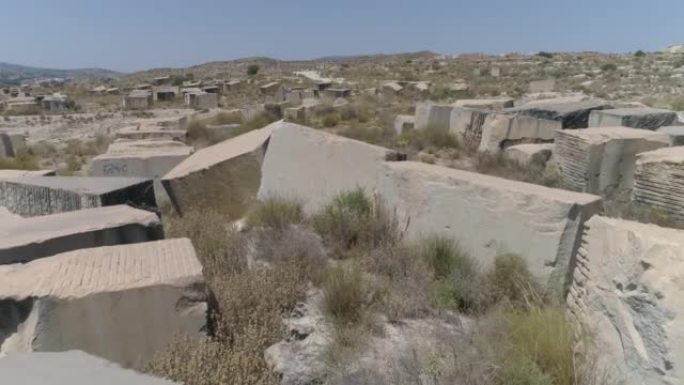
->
[393,114,415,134]
[589,108,678,130]
[414,102,454,129]
[0,205,162,264]
[378,161,602,296]
[0,176,156,217]
[478,113,559,153]
[506,98,613,128]
[0,133,27,157]
[257,122,404,214]
[633,146,684,223]
[657,125,684,145]
[555,127,669,197]
[0,238,207,368]
[567,216,684,385]
[90,140,193,204]
[504,143,554,167]
[162,125,271,217]
[449,107,489,150]
[0,351,180,385]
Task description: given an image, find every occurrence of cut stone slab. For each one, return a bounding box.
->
[567,216,684,385]
[90,140,193,205]
[453,97,514,110]
[0,176,156,217]
[588,108,678,130]
[414,102,453,129]
[393,114,415,134]
[0,238,207,368]
[657,126,684,145]
[449,107,489,149]
[0,169,56,178]
[506,98,613,128]
[504,143,554,166]
[633,146,684,223]
[257,122,405,214]
[478,113,560,152]
[0,205,162,265]
[555,127,670,197]
[0,133,27,158]
[378,161,602,296]
[163,125,272,217]
[0,351,180,385]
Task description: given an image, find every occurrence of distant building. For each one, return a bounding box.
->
[152,86,179,102]
[184,92,218,109]
[123,90,152,109]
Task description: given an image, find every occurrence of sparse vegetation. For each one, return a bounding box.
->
[247,64,260,76]
[246,197,305,230]
[0,153,40,170]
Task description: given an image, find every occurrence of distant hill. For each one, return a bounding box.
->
[0,62,122,86]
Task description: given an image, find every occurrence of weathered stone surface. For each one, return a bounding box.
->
[633,146,684,223]
[453,97,514,110]
[0,176,156,217]
[504,143,554,166]
[449,107,489,149]
[555,127,669,197]
[163,125,271,216]
[0,169,56,178]
[0,238,207,368]
[393,114,415,134]
[567,216,684,385]
[115,128,186,141]
[0,205,162,265]
[589,108,678,130]
[478,113,559,152]
[377,161,602,295]
[506,98,613,128]
[0,351,180,385]
[657,125,684,145]
[414,102,453,129]
[257,122,404,214]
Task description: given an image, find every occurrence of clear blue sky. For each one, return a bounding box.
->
[1,0,682,72]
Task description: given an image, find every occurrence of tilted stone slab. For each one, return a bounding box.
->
[478,113,559,153]
[567,216,684,385]
[555,127,669,196]
[378,161,601,296]
[589,108,678,130]
[0,351,180,385]
[0,205,162,265]
[633,146,684,223]
[0,238,207,368]
[257,121,405,214]
[506,98,613,128]
[163,125,271,217]
[0,176,156,217]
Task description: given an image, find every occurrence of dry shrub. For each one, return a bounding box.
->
[0,153,40,170]
[485,254,542,307]
[149,207,323,385]
[474,151,560,188]
[312,189,402,258]
[246,197,305,230]
[322,264,366,324]
[395,123,461,151]
[420,236,484,313]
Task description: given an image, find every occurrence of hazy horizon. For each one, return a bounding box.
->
[1,0,683,72]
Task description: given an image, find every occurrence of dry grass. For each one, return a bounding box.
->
[395,123,461,152]
[312,189,403,258]
[474,152,560,188]
[0,153,40,170]
[246,197,305,230]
